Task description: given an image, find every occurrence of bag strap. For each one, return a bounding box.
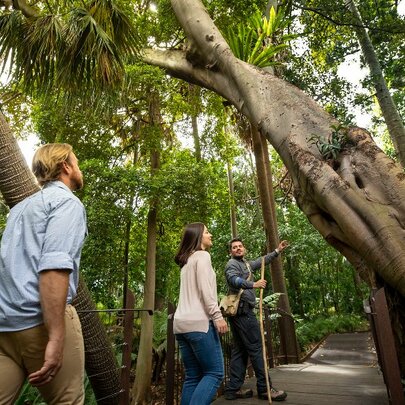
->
[236,260,253,296]
[236,287,245,298]
[244,259,252,282]
[226,258,253,296]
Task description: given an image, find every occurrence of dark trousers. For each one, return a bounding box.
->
[225,305,271,394]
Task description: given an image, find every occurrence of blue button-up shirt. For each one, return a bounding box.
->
[0,181,87,331]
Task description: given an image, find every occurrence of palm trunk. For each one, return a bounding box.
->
[251,124,298,363]
[131,154,159,404]
[0,111,121,403]
[131,93,161,404]
[0,112,39,207]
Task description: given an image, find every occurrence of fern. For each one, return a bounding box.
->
[308,124,349,160]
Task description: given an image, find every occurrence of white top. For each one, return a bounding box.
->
[173,250,223,334]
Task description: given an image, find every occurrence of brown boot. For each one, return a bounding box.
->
[258,387,287,401]
[225,388,254,400]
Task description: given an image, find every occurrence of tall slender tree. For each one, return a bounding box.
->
[345,0,405,166]
[251,125,298,362]
[131,91,161,405]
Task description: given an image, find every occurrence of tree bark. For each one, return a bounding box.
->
[346,0,405,167]
[285,256,305,317]
[0,113,39,207]
[0,111,121,403]
[131,202,157,404]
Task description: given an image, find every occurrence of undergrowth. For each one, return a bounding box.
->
[296,313,369,355]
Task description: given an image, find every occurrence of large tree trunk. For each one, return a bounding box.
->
[142,0,405,374]
[0,112,121,403]
[345,0,405,167]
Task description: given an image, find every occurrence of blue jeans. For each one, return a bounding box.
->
[176,322,224,405]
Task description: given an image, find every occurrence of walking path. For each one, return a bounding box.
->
[213,331,388,404]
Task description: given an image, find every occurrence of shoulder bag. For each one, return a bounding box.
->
[220,264,252,317]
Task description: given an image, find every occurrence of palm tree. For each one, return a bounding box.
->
[0,0,137,97]
[0,0,139,401]
[0,111,122,402]
[344,0,405,167]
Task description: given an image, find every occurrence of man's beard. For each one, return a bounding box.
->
[72,175,84,191]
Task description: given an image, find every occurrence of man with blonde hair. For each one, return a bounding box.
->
[0,143,87,404]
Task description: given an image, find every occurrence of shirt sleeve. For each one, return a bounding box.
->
[225,260,255,290]
[38,197,87,273]
[195,252,223,322]
[249,251,279,271]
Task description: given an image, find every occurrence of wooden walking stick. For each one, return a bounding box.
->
[259,256,272,404]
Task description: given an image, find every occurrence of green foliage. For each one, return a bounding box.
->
[0,0,139,97]
[263,292,283,310]
[289,0,405,132]
[296,314,369,353]
[223,7,295,68]
[0,200,8,236]
[262,293,283,320]
[152,309,168,349]
[308,124,349,160]
[16,373,97,404]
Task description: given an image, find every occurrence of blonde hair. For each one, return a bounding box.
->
[32,143,73,186]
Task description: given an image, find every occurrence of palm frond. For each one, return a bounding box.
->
[0,0,138,96]
[59,0,138,90]
[0,12,25,76]
[22,15,63,91]
[252,44,288,68]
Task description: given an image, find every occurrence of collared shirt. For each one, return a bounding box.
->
[224,251,279,307]
[0,181,87,331]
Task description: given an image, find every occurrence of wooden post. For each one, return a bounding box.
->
[259,257,272,404]
[369,288,405,404]
[166,302,176,405]
[120,289,135,405]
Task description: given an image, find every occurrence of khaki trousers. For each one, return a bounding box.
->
[0,305,84,404]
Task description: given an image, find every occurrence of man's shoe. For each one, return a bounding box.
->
[258,387,287,401]
[225,389,254,400]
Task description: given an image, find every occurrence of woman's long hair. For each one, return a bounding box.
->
[174,222,205,267]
